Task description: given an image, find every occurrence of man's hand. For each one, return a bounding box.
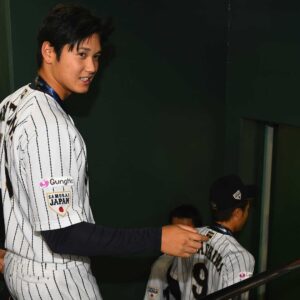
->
[161,225,208,257]
[0,248,6,273]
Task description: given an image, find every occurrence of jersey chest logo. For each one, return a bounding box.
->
[46,191,71,216]
[39,176,74,189]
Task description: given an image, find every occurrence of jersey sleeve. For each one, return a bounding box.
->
[144,255,178,300]
[20,115,89,231]
[144,255,175,300]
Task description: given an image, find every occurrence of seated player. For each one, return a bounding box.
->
[169,174,257,299]
[144,203,202,299]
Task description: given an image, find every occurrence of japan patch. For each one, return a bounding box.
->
[46,191,71,216]
[146,287,159,299]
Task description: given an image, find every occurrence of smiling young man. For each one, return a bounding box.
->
[38,34,101,99]
[0,4,206,300]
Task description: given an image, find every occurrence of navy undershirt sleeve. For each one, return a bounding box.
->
[41,222,162,256]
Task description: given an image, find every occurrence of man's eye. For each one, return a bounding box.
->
[78,52,87,58]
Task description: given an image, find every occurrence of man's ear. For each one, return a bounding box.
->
[41,41,55,63]
[232,207,243,220]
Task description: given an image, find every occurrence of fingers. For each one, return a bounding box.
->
[188,232,209,243]
[177,224,198,233]
[176,225,209,242]
[0,248,6,258]
[184,232,209,257]
[161,225,208,257]
[182,238,204,257]
[188,239,202,251]
[180,242,205,257]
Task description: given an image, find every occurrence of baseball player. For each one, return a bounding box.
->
[0,4,207,300]
[167,175,256,300]
[144,204,203,300]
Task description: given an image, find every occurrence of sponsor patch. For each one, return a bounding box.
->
[46,191,71,216]
[146,287,159,299]
[39,176,74,189]
[239,271,252,279]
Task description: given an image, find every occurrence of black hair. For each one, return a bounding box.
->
[169,204,203,227]
[211,200,249,222]
[36,3,107,68]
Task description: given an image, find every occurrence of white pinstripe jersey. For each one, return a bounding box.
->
[169,226,255,300]
[0,84,95,265]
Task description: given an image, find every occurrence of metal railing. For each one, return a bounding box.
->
[202,259,300,300]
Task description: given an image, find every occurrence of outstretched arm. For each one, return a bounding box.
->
[161,225,208,257]
[42,222,208,258]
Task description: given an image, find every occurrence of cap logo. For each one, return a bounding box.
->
[233,190,242,200]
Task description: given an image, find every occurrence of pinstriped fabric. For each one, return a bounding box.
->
[63,270,76,300]
[0,85,102,299]
[169,226,255,299]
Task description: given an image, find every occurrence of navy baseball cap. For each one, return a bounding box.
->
[209,174,257,211]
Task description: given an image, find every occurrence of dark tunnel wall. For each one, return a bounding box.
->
[225,0,300,170]
[225,1,300,299]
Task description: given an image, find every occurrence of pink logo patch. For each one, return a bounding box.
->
[39,180,49,188]
[239,272,252,279]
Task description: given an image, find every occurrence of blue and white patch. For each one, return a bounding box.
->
[46,191,71,216]
[39,176,74,189]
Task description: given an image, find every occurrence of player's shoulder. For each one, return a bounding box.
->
[196,226,223,240]
[197,226,235,249]
[205,230,254,264]
[221,236,254,264]
[1,84,30,101]
[5,85,72,137]
[1,84,56,117]
[196,226,210,235]
[26,87,64,115]
[0,84,31,111]
[0,84,35,125]
[225,236,248,252]
[22,87,69,126]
